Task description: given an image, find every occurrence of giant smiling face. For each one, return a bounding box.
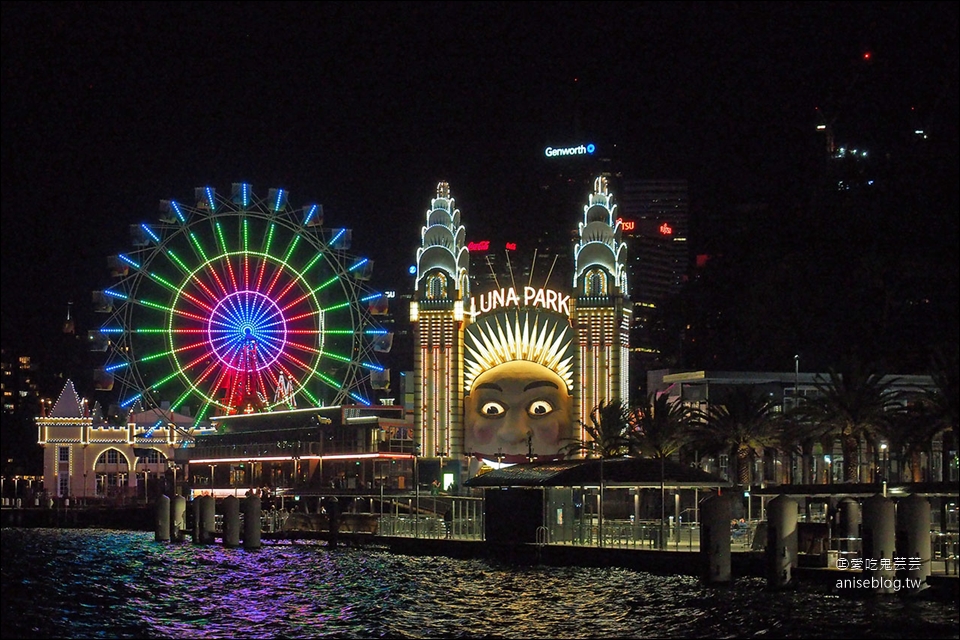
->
[464,359,573,460]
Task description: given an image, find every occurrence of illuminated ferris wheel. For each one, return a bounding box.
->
[93,183,388,424]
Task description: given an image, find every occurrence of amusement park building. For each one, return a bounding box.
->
[36,379,201,501]
[36,378,417,501]
[410,177,631,479]
[37,177,633,498]
[34,179,956,502]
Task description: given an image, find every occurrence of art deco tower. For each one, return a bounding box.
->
[410,182,470,460]
[572,176,631,433]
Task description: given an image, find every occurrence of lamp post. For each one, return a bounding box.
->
[167,461,180,497]
[794,354,799,399]
[414,450,420,538]
[599,451,605,548]
[659,453,666,550]
[880,443,888,496]
[378,460,384,520]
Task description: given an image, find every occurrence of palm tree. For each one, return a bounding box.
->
[795,362,902,483]
[924,348,959,482]
[876,350,960,483]
[878,402,943,482]
[630,392,697,461]
[560,399,634,548]
[690,385,782,487]
[562,399,635,459]
[774,413,822,485]
[630,392,698,548]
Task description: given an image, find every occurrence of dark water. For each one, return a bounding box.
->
[1,529,956,639]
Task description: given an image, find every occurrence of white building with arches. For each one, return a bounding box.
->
[37,379,206,500]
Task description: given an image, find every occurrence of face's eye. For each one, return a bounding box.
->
[480,401,506,416]
[527,400,554,417]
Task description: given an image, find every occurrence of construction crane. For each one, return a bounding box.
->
[815,51,874,158]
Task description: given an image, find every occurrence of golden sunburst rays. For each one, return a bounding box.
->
[463,310,574,393]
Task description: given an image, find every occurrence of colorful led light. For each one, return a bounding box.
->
[100,185,385,420]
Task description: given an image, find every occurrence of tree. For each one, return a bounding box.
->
[774,412,822,485]
[878,348,960,482]
[630,392,696,459]
[690,385,782,486]
[795,362,903,483]
[562,399,635,459]
[924,347,959,482]
[559,399,634,548]
[630,392,698,548]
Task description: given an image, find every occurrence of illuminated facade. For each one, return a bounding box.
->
[618,179,690,377]
[36,380,201,499]
[414,177,630,476]
[410,182,470,462]
[572,176,631,436]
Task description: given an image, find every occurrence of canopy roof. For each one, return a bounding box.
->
[465,456,731,489]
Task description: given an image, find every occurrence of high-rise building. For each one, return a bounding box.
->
[618,179,691,384]
[1,348,39,416]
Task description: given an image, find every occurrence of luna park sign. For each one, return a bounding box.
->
[469,286,571,316]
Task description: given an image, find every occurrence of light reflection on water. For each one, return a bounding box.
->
[1,528,956,639]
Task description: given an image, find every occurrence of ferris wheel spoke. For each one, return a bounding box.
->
[248,293,277,327]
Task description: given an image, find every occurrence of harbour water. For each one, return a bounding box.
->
[1,528,957,639]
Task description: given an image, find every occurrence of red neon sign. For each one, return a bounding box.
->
[505,242,517,251]
[618,218,636,232]
[467,240,490,252]
[659,222,673,236]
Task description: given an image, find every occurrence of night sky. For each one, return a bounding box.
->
[2,2,957,383]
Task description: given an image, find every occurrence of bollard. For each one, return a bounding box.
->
[155,495,171,542]
[243,495,262,550]
[896,493,931,591]
[861,494,897,594]
[700,493,731,584]
[170,495,187,543]
[192,496,201,543]
[766,495,798,589]
[223,496,241,548]
[198,495,217,545]
[837,497,860,559]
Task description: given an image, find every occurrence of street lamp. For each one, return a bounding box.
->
[794,354,799,396]
[414,449,420,538]
[167,460,180,497]
[880,443,889,495]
